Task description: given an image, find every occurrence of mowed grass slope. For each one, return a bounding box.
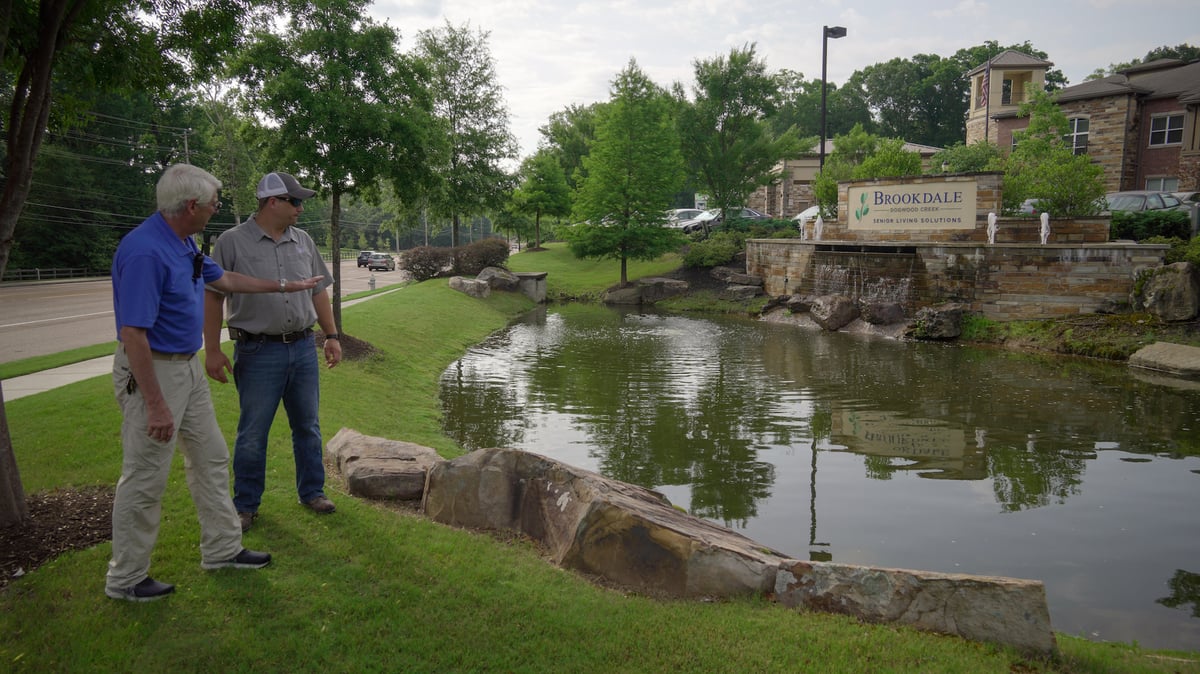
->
[2,261,1197,672]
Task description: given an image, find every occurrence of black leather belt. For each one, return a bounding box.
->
[230,327,313,344]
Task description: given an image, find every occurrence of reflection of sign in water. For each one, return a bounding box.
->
[838,410,965,458]
[848,182,976,231]
[833,410,986,479]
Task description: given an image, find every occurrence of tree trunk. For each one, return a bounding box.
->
[331,187,343,331]
[0,382,29,527]
[0,0,88,528]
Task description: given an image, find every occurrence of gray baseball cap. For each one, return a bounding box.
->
[256,172,316,200]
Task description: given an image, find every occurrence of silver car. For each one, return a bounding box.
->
[366,253,396,271]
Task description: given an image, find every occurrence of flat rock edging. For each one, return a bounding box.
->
[329,431,1056,654]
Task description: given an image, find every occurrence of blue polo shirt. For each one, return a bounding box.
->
[112,211,224,354]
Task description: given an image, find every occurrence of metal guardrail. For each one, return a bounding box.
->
[1,268,96,282]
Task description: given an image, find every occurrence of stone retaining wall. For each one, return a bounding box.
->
[746,240,1168,320]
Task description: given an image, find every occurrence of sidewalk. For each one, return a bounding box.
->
[2,289,401,402]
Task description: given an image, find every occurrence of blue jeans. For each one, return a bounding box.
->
[231,335,325,513]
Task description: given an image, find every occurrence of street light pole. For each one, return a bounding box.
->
[819,25,847,172]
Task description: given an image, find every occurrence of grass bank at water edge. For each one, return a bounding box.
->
[2,270,1197,672]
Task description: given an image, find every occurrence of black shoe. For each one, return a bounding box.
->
[201,548,272,570]
[106,576,175,602]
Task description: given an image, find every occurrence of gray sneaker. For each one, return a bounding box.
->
[106,576,175,602]
[201,548,271,570]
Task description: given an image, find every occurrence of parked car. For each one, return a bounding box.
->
[664,208,706,227]
[357,250,376,267]
[1104,191,1189,213]
[366,253,396,271]
[1173,191,1200,206]
[680,207,770,234]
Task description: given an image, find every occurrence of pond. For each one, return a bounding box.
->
[438,304,1200,651]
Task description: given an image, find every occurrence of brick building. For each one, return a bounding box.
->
[966,51,1200,192]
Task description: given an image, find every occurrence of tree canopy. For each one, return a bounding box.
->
[679,44,799,221]
[567,60,684,284]
[415,20,517,248]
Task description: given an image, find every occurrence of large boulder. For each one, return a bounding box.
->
[423,447,787,598]
[1133,262,1200,322]
[775,561,1056,655]
[907,303,965,339]
[326,428,442,501]
[721,284,762,301]
[1129,341,1200,379]
[449,276,491,299]
[601,277,689,305]
[859,301,906,326]
[477,266,520,291]
[809,294,860,331]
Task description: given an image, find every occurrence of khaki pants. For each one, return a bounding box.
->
[106,346,242,591]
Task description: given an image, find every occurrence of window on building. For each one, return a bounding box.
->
[1064,118,1089,155]
[1001,79,1013,105]
[1146,177,1179,191]
[1149,114,1184,146]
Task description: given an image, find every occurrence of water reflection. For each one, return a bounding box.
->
[438,304,1200,650]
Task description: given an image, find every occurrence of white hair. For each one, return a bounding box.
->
[156,164,222,216]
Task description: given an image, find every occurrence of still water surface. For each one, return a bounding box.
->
[439,304,1200,650]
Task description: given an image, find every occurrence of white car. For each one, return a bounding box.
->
[664,208,705,228]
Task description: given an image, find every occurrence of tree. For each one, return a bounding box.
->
[230,0,433,330]
[679,44,799,228]
[770,68,872,140]
[852,53,968,148]
[567,59,684,284]
[513,149,570,250]
[415,20,517,249]
[538,102,603,191]
[1087,43,1200,80]
[1002,92,1106,216]
[931,141,1004,174]
[0,0,261,527]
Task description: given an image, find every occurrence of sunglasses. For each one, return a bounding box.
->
[192,252,204,281]
[276,196,304,208]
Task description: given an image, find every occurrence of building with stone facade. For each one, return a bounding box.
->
[966,50,1200,192]
[748,140,941,219]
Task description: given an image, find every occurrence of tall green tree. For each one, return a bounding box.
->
[415,20,517,248]
[0,0,261,527]
[230,0,433,329]
[679,44,799,225]
[850,53,965,148]
[538,102,603,191]
[513,149,570,250]
[567,59,684,285]
[770,68,872,140]
[1002,91,1106,216]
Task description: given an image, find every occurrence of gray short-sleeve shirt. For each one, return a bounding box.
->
[206,216,333,335]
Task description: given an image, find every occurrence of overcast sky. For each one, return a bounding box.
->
[369,0,1199,161]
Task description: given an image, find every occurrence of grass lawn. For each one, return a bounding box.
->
[2,250,1198,672]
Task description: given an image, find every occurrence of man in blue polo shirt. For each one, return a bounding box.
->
[107,163,323,602]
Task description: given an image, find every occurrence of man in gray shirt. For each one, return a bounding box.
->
[203,172,342,533]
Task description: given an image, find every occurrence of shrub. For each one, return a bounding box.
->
[1142,235,1200,265]
[1111,210,1191,241]
[401,246,452,282]
[454,237,510,275]
[683,231,741,268]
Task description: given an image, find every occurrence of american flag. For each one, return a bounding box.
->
[979,62,990,109]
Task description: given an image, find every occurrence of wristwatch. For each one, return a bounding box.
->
[324,333,340,340]
[278,279,287,293]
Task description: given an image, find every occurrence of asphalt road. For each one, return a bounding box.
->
[0,261,405,365]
